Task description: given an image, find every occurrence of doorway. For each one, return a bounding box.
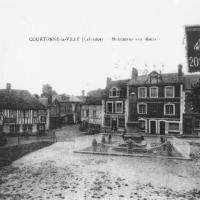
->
[159,121,165,135]
[111,119,117,131]
[150,121,156,134]
[183,118,192,135]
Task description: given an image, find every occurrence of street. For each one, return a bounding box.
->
[0,125,200,200]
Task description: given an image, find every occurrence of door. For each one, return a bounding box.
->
[183,118,192,135]
[111,119,117,131]
[160,121,165,135]
[150,121,156,134]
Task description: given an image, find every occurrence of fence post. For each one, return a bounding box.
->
[18,132,20,145]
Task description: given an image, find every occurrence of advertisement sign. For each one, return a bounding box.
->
[185,26,200,72]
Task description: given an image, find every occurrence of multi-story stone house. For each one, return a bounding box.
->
[52,94,82,125]
[127,65,200,136]
[102,78,129,132]
[81,96,102,131]
[0,83,47,135]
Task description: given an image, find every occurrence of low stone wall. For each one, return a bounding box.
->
[0,141,53,168]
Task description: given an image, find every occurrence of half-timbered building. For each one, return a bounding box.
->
[0,83,47,135]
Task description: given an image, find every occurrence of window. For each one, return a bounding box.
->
[33,110,38,117]
[195,118,200,129]
[9,125,20,134]
[81,109,84,117]
[138,103,147,114]
[164,104,175,115]
[150,87,158,98]
[165,86,174,98]
[19,111,24,118]
[115,101,123,113]
[9,125,15,133]
[40,116,46,123]
[138,87,147,98]
[93,110,97,118]
[39,110,46,115]
[138,120,146,130]
[9,110,17,118]
[106,102,113,113]
[25,110,29,118]
[83,109,88,117]
[118,117,125,128]
[104,116,111,127]
[109,87,120,97]
[168,122,179,131]
[86,109,89,117]
[23,125,32,132]
[38,124,45,131]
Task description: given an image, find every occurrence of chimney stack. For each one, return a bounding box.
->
[6,83,11,90]
[131,67,138,80]
[106,77,112,88]
[178,64,183,76]
[81,90,85,97]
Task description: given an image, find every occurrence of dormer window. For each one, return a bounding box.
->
[109,87,120,97]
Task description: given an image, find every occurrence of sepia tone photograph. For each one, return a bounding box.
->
[0,0,200,199]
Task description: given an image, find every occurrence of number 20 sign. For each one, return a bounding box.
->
[185,26,200,72]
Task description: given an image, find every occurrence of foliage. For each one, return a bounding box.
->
[41,84,57,104]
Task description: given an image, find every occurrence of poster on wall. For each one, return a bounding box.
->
[185,26,200,72]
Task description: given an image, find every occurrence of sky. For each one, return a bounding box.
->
[0,0,200,95]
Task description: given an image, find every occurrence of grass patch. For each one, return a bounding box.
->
[0,141,53,168]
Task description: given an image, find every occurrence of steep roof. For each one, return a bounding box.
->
[108,79,129,88]
[0,89,46,110]
[39,97,49,107]
[54,94,82,103]
[128,70,200,90]
[83,96,103,105]
[129,72,184,85]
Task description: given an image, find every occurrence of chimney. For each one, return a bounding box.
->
[6,83,11,90]
[106,77,112,88]
[81,90,85,97]
[178,64,183,76]
[131,67,138,80]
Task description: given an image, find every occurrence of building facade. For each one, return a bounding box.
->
[127,67,184,135]
[0,84,47,135]
[102,78,129,132]
[81,96,102,131]
[127,65,200,136]
[49,94,82,128]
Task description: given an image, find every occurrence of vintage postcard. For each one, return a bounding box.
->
[0,0,200,199]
